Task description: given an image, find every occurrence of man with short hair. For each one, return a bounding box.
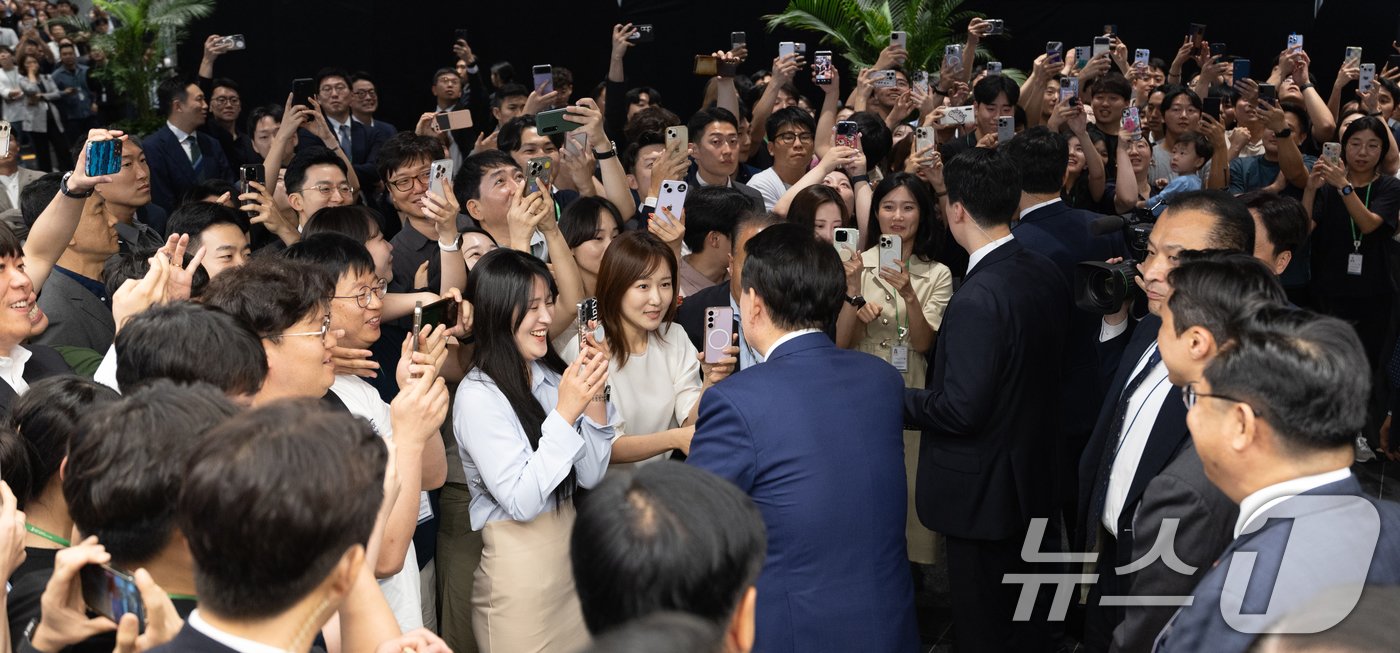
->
[572,461,764,652]
[1228,102,1312,197]
[745,108,815,211]
[683,108,763,211]
[164,201,251,278]
[82,137,167,250]
[0,127,43,238]
[297,68,381,185]
[496,115,580,202]
[378,132,466,296]
[51,41,95,151]
[689,223,918,653]
[903,147,1067,652]
[1148,86,1204,183]
[0,46,26,136]
[29,171,120,351]
[677,186,746,297]
[144,76,235,213]
[938,75,1020,161]
[432,68,475,167]
[1155,308,1400,653]
[112,302,266,402]
[198,78,258,168]
[284,146,352,228]
[350,71,397,144]
[676,212,779,371]
[457,149,544,258]
[621,131,665,215]
[1086,73,1132,177]
[1240,190,1310,277]
[489,83,529,129]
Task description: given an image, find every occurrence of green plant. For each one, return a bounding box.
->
[764,0,1015,80]
[57,0,215,134]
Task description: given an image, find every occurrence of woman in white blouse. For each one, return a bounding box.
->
[561,231,736,464]
[453,248,617,653]
[15,52,62,172]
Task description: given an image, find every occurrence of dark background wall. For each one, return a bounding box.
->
[176,0,1392,132]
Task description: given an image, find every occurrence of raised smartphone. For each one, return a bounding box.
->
[535,107,580,136]
[878,234,902,272]
[833,228,860,262]
[664,125,688,158]
[891,31,907,49]
[1322,142,1342,166]
[81,564,144,629]
[656,180,688,224]
[1060,77,1079,105]
[1286,33,1303,51]
[291,77,316,107]
[1359,63,1376,93]
[944,44,963,70]
[1120,106,1141,136]
[577,297,599,348]
[986,61,1003,76]
[1092,36,1111,59]
[704,307,734,363]
[813,51,834,85]
[731,31,746,48]
[532,64,553,94]
[627,24,654,43]
[834,120,860,148]
[1046,41,1064,64]
[434,109,473,132]
[996,116,1014,143]
[525,156,552,195]
[428,158,452,199]
[915,126,935,153]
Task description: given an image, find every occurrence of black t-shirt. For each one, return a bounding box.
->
[1310,175,1400,298]
[8,546,58,643]
[1087,123,1120,180]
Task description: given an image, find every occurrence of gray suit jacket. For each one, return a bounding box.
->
[0,167,46,240]
[33,270,114,352]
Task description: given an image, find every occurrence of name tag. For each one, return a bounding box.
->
[1348,253,1363,276]
[891,345,910,373]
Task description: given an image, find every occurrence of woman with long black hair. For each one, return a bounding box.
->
[453,248,616,652]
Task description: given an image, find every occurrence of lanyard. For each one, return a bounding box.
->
[868,257,911,344]
[25,523,69,547]
[1348,181,1375,252]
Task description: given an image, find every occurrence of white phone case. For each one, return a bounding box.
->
[879,234,902,272]
[656,180,689,224]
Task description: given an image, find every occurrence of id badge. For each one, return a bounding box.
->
[891,344,910,372]
[1347,253,1363,276]
[417,491,434,524]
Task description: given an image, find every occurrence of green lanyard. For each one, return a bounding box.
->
[25,523,70,547]
[168,593,198,601]
[886,257,911,343]
[1348,181,1375,252]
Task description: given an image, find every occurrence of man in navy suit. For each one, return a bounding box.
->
[903,147,1068,652]
[144,76,234,213]
[688,223,919,653]
[295,68,384,186]
[1156,308,1400,652]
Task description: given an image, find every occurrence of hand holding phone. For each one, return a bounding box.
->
[428,159,453,199]
[704,307,734,363]
[291,78,316,107]
[81,563,145,628]
[834,121,860,148]
[656,180,688,224]
[878,235,902,273]
[532,65,554,94]
[525,157,553,195]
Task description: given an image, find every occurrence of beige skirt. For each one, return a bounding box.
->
[472,504,589,653]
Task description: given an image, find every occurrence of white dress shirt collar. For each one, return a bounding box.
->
[966,232,1016,274]
[166,121,192,143]
[1018,196,1062,220]
[326,113,351,136]
[187,610,286,653]
[529,359,560,393]
[0,344,31,395]
[1234,467,1353,537]
[760,329,822,361]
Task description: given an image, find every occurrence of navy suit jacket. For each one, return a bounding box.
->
[689,333,919,653]
[1157,476,1400,653]
[143,125,235,213]
[298,117,387,185]
[905,239,1070,540]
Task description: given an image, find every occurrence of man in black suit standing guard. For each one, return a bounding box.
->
[904,147,1069,652]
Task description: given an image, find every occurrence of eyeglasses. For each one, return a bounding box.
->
[352,89,377,98]
[266,313,331,345]
[387,170,430,193]
[332,278,387,308]
[773,132,815,145]
[300,182,355,198]
[1182,383,1261,414]
[211,96,240,106]
[320,83,349,94]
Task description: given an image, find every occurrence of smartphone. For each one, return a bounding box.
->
[986,19,1004,35]
[428,158,452,199]
[1344,46,1363,66]
[577,297,599,347]
[890,31,907,49]
[1188,23,1207,52]
[215,34,246,51]
[664,125,689,158]
[1258,83,1277,104]
[986,61,1003,76]
[996,116,1014,143]
[778,42,795,58]
[1202,96,1222,119]
[532,64,554,94]
[291,77,316,107]
[731,31,746,49]
[1092,36,1111,59]
[1322,142,1342,166]
[656,180,688,223]
[1120,107,1141,136]
[418,296,459,331]
[525,156,552,195]
[878,234,902,272]
[834,120,860,148]
[1286,33,1303,51]
[80,564,144,629]
[793,43,807,55]
[1046,41,1064,64]
[433,109,473,132]
[873,70,898,89]
[1074,46,1092,69]
[453,28,469,43]
[694,55,719,76]
[939,105,974,126]
[627,24,654,43]
[564,131,588,158]
[704,307,734,363]
[0,121,9,157]
[535,107,581,136]
[1133,48,1150,70]
[1209,42,1227,59]
[238,163,264,198]
[1233,59,1251,85]
[813,51,834,85]
[912,70,930,95]
[1359,63,1376,93]
[915,126,936,153]
[833,228,860,262]
[944,44,963,70]
[1060,77,1079,105]
[85,139,120,177]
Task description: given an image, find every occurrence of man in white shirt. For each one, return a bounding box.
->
[0,46,25,131]
[744,107,815,212]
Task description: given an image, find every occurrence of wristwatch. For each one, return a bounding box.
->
[1274,127,1292,138]
[59,171,92,199]
[850,174,870,185]
[1341,184,1355,196]
[438,234,462,251]
[845,294,867,309]
[594,140,618,160]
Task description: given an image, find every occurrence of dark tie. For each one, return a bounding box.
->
[338,123,351,155]
[1086,345,1162,548]
[187,135,202,170]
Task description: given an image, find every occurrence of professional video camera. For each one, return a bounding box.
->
[1074,210,1154,314]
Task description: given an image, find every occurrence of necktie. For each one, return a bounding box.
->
[338,123,351,155]
[1086,345,1162,548]
[186,135,202,170]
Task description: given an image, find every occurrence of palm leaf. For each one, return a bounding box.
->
[769,0,998,74]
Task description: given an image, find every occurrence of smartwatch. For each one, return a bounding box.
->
[59,171,92,199]
[845,294,867,309]
[1341,184,1355,196]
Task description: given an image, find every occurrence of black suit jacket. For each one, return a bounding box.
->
[677,282,733,353]
[904,239,1070,540]
[296,118,382,186]
[147,624,236,653]
[143,125,235,213]
[0,344,71,414]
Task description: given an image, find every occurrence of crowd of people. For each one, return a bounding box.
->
[0,1,1393,652]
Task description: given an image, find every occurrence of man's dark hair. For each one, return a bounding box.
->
[490,61,516,85]
[731,211,781,253]
[5,377,119,507]
[156,76,196,117]
[972,74,1020,106]
[1206,308,1369,453]
[456,149,520,205]
[1240,190,1309,257]
[1278,101,1311,139]
[623,107,681,145]
[282,232,376,282]
[376,132,441,184]
[621,131,665,175]
[1167,251,1287,340]
[1091,73,1132,102]
[683,186,750,254]
[687,107,739,140]
[1175,131,1214,163]
[200,257,333,339]
[115,302,267,397]
[945,147,1021,229]
[847,111,893,172]
[491,83,529,107]
[245,103,283,136]
[1160,84,1202,114]
[178,178,240,209]
[349,71,376,86]
[764,106,816,142]
[167,201,249,242]
[1161,190,1255,253]
[67,380,240,566]
[572,461,765,634]
[303,206,383,243]
[431,67,459,88]
[20,171,64,228]
[625,86,662,107]
[561,196,624,249]
[497,114,562,153]
[315,67,349,90]
[210,77,239,96]
[1003,126,1068,194]
[552,66,573,88]
[179,400,385,619]
[285,146,348,194]
[579,612,723,653]
[741,222,843,330]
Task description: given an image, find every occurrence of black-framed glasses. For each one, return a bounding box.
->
[772,132,815,145]
[332,278,388,308]
[1182,383,1261,414]
[387,170,430,193]
[352,89,378,98]
[265,313,331,344]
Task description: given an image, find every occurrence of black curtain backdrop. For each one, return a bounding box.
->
[176,0,1392,135]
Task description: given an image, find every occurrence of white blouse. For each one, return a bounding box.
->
[560,323,702,442]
